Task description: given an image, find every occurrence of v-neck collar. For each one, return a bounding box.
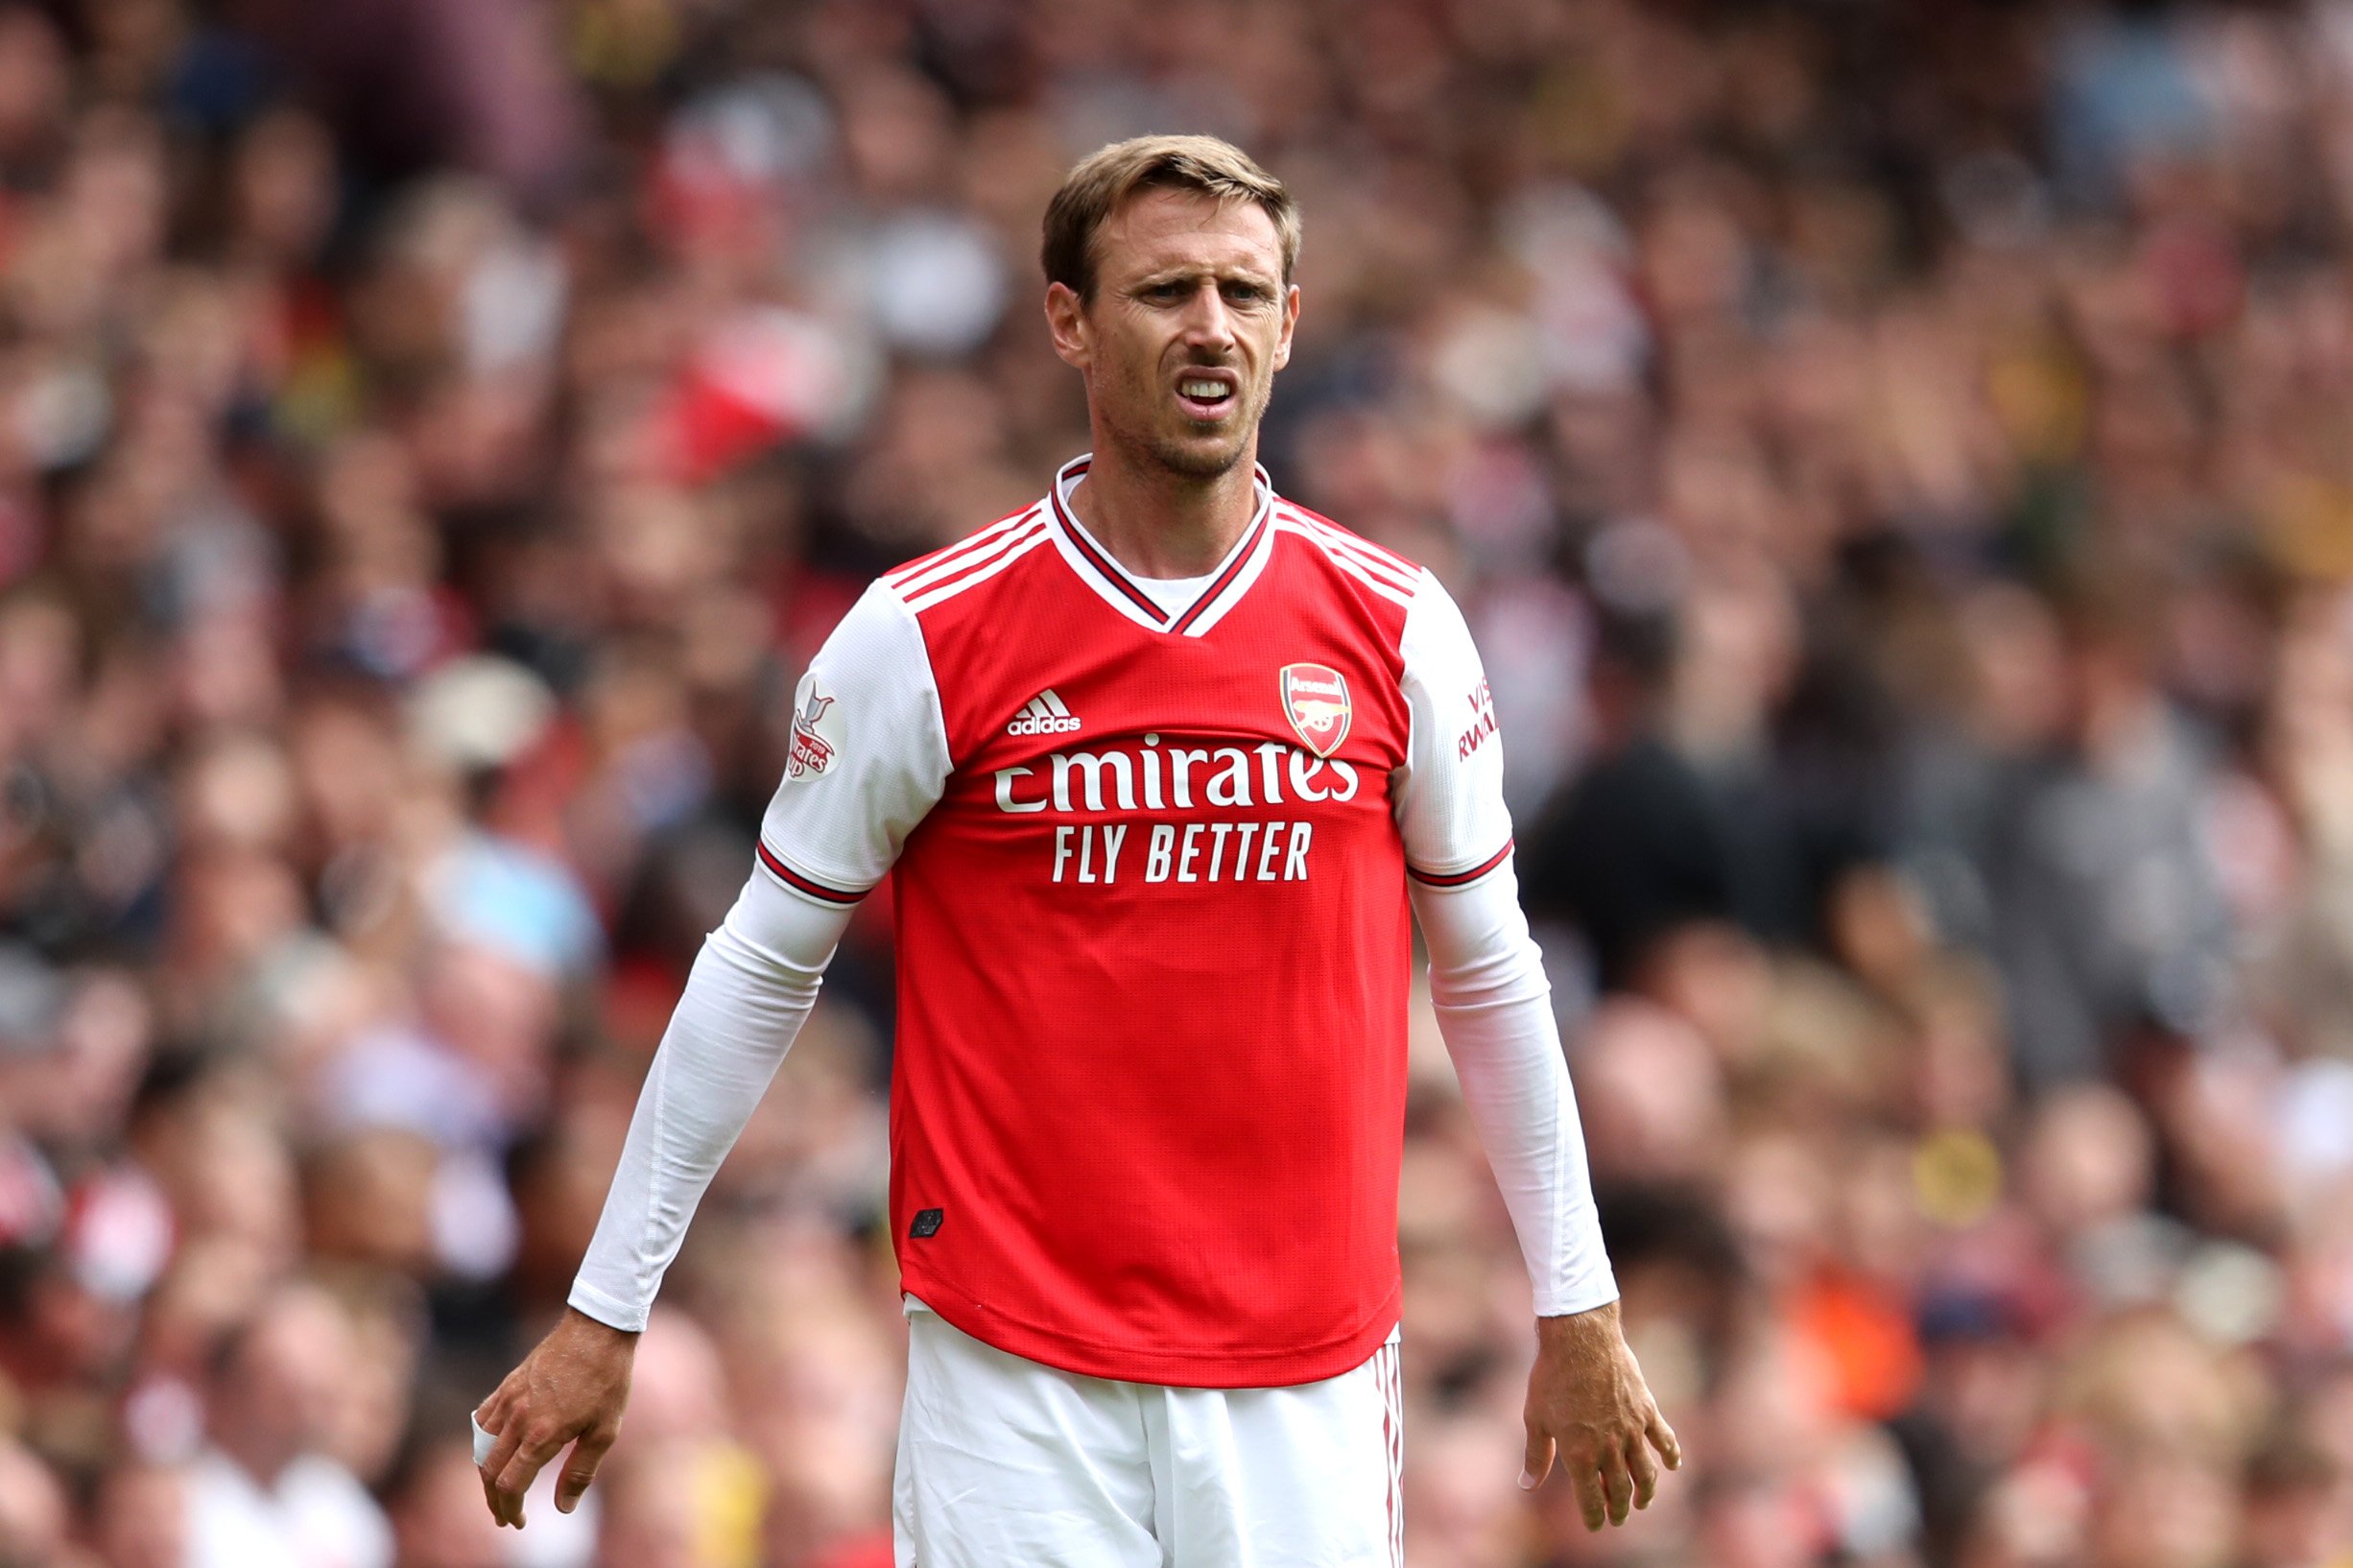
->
[1045,454,1278,637]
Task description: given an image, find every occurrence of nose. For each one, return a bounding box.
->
[1178,281,1237,354]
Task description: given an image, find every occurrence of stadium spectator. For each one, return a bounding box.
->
[184,1284,391,1568]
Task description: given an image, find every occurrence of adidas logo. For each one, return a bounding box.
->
[1007,689,1082,736]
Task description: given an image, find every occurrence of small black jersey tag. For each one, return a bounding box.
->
[910,1208,944,1239]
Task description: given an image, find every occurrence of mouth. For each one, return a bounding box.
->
[1172,368,1238,422]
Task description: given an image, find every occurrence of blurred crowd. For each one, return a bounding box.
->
[8,0,2353,1565]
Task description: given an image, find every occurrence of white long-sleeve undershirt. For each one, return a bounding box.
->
[567,873,850,1332]
[569,857,1615,1336]
[1412,867,1615,1319]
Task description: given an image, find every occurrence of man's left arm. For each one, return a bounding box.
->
[1395,569,1680,1530]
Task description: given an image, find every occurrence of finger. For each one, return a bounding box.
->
[557,1424,619,1515]
[479,1412,522,1484]
[483,1462,519,1532]
[492,1420,570,1528]
[1571,1460,1607,1532]
[487,1465,521,1530]
[478,1417,528,1528]
[1628,1429,1661,1510]
[1601,1445,1634,1527]
[493,1426,562,1524]
[1518,1429,1554,1491]
[475,1385,519,1451]
[1647,1405,1683,1471]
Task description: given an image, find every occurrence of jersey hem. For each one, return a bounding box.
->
[898,1265,1404,1390]
[1407,839,1514,889]
[754,841,868,905]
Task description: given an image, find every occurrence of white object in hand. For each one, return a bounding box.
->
[471,1411,497,1469]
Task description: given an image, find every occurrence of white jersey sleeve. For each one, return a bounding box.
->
[1393,570,1515,886]
[1396,569,1616,1319]
[755,580,952,904]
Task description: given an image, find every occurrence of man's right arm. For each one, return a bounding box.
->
[473,871,851,1528]
[475,580,950,1528]
[567,875,855,1328]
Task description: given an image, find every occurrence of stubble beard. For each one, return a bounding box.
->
[1108,372,1268,482]
[1146,425,1251,479]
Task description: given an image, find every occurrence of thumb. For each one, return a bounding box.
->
[1519,1427,1554,1491]
[556,1427,617,1514]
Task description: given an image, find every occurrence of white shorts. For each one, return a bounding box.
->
[892,1299,1403,1568]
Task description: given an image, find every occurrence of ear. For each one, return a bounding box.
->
[1272,282,1300,372]
[1044,281,1092,371]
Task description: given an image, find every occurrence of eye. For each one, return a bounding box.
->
[1222,281,1270,304]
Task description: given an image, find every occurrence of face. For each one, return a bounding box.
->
[1046,187,1298,480]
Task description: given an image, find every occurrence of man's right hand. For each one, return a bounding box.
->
[474,1307,640,1528]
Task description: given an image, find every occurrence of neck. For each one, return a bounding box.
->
[1064,431,1260,580]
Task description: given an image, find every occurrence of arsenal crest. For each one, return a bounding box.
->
[1279,663,1351,758]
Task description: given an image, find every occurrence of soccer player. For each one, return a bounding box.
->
[472,134,1678,1563]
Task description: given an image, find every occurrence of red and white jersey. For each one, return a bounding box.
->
[758,455,1516,1387]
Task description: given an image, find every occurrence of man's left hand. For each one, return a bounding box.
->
[1519,1298,1681,1530]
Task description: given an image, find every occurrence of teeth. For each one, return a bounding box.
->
[1180,380,1230,399]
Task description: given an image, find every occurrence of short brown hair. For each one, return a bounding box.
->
[1040,134,1300,302]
